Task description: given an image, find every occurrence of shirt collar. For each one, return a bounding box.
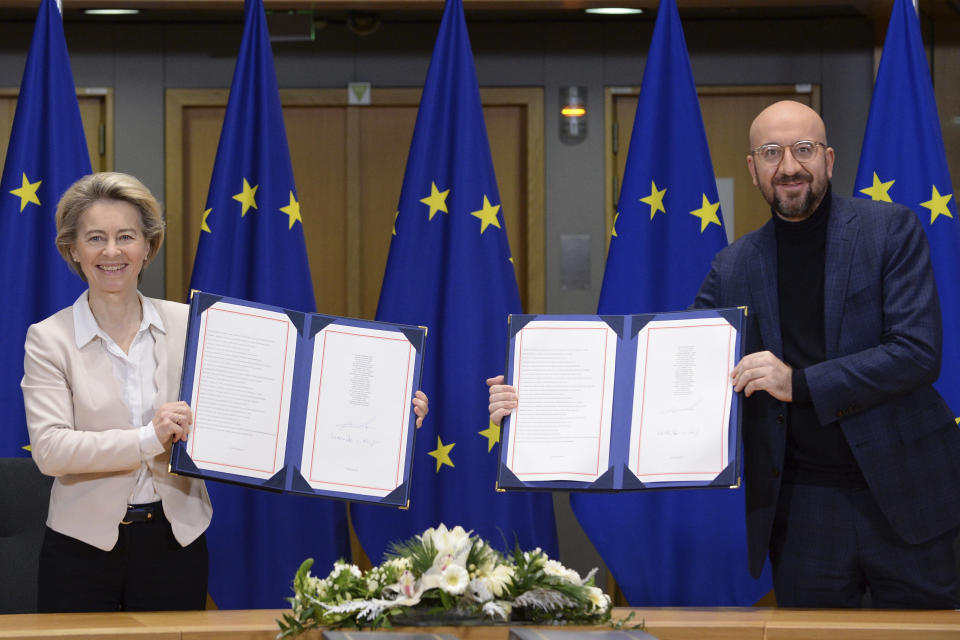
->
[73,290,166,349]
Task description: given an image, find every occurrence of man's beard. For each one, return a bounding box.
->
[770,173,822,219]
[773,185,819,219]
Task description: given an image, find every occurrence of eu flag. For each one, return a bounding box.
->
[854,0,960,413]
[350,0,558,563]
[0,0,89,458]
[569,0,772,605]
[188,0,349,608]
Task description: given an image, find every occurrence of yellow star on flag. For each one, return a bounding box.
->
[10,172,41,212]
[200,208,213,233]
[640,180,667,220]
[428,436,455,472]
[420,181,449,220]
[233,178,259,216]
[611,211,619,238]
[392,211,399,236]
[478,420,501,453]
[690,194,721,232]
[471,195,502,234]
[279,191,302,229]
[920,185,954,225]
[859,172,894,202]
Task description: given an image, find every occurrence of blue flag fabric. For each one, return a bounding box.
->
[854,0,960,414]
[188,0,349,609]
[569,0,772,605]
[350,0,558,564]
[0,0,89,458]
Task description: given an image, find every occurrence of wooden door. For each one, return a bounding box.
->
[165,88,544,317]
[0,89,113,175]
[606,85,821,242]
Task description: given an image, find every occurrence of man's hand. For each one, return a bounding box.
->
[731,351,793,402]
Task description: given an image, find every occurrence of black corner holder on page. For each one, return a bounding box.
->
[285,310,306,336]
[599,315,624,339]
[508,314,537,338]
[586,466,617,490]
[309,315,337,338]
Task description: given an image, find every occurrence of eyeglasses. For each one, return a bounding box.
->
[751,140,826,166]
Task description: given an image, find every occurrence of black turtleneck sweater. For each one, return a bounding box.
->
[773,188,866,487]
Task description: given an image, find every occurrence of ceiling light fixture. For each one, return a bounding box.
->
[584,8,643,15]
[84,9,140,15]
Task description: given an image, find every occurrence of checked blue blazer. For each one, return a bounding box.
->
[694,192,960,578]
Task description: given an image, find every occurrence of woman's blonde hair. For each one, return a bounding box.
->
[54,172,165,282]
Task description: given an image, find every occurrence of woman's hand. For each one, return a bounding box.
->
[486,375,518,426]
[152,401,193,445]
[412,390,429,428]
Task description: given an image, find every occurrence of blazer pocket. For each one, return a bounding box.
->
[894,391,955,443]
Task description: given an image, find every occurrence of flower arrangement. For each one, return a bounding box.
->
[277,524,612,636]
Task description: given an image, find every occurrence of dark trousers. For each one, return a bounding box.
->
[770,483,959,608]
[38,503,208,613]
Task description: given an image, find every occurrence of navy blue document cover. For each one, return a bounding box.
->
[170,292,426,507]
[509,630,659,640]
[497,308,745,492]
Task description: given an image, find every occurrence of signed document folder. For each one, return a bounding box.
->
[497,307,745,492]
[170,291,426,507]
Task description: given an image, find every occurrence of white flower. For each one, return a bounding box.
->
[439,564,469,595]
[544,559,581,584]
[523,548,546,569]
[329,561,362,580]
[383,570,424,606]
[384,557,412,572]
[586,586,611,611]
[432,551,457,572]
[481,564,514,597]
[396,570,417,599]
[305,575,329,598]
[366,578,379,593]
[421,523,473,559]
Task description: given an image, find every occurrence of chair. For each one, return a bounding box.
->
[0,457,53,613]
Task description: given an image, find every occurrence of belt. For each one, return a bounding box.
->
[121,502,162,525]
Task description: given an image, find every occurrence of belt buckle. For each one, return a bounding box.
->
[122,504,157,525]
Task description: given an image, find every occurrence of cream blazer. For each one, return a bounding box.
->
[22,296,212,551]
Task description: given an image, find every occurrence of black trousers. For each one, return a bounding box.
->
[770,483,959,608]
[37,503,208,613]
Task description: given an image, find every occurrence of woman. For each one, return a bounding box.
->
[23,172,211,613]
[23,172,430,613]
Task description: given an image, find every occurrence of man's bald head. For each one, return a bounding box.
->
[746,100,834,221]
[749,100,828,150]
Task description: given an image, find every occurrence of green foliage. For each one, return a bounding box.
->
[386,534,436,576]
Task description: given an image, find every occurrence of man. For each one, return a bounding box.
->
[696,100,960,607]
[489,100,960,608]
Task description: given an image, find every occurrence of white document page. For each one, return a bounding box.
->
[629,317,736,483]
[188,302,296,479]
[506,320,616,482]
[301,325,416,498]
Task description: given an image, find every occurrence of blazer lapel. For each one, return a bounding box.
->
[747,220,783,358]
[823,195,858,358]
[151,301,179,412]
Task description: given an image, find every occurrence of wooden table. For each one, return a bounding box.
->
[1,607,959,639]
